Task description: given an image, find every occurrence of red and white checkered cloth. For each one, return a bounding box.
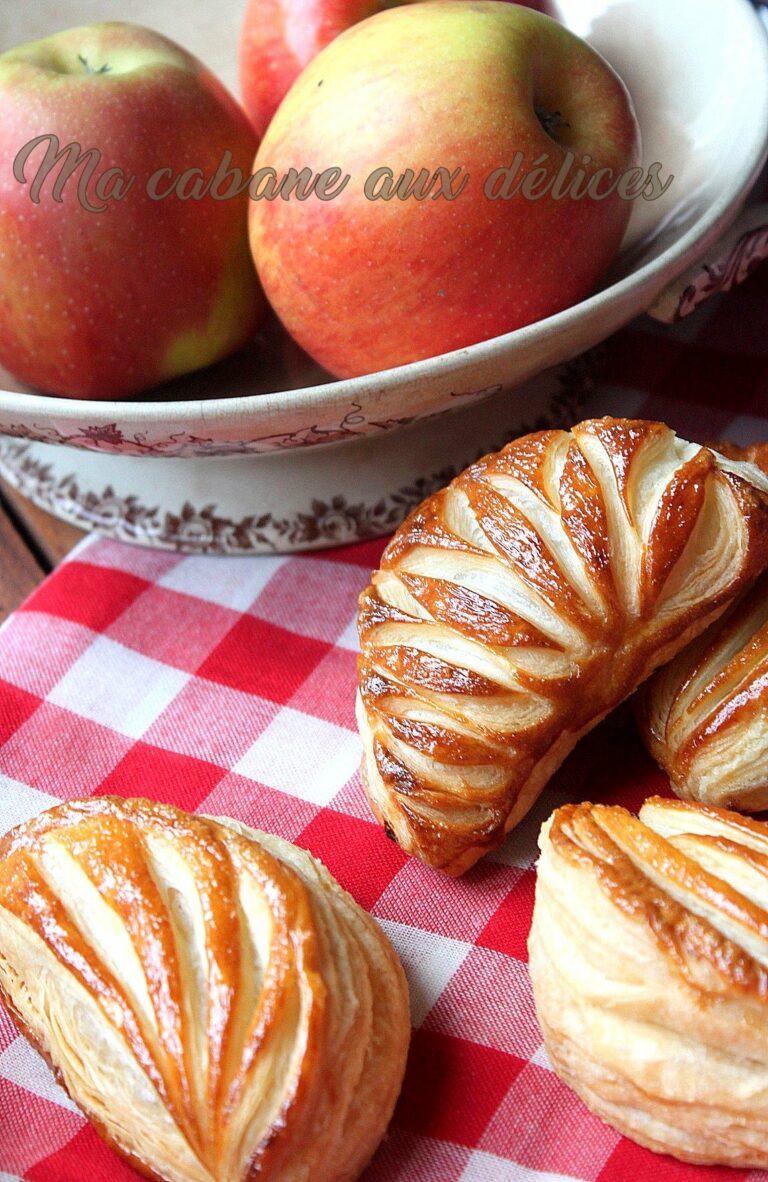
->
[1,265,767,1182]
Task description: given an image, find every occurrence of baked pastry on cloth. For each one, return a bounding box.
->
[639,439,768,809]
[356,417,768,874]
[0,797,410,1182]
[529,797,768,1168]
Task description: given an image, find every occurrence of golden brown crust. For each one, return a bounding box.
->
[639,440,768,809]
[529,797,768,1167]
[356,418,768,874]
[713,440,768,470]
[0,797,410,1182]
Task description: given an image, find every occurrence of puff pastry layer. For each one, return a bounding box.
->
[356,417,768,874]
[639,439,768,809]
[0,797,410,1182]
[529,797,768,1167]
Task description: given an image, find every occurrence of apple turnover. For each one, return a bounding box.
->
[639,439,768,809]
[356,417,768,874]
[0,797,410,1182]
[529,797,768,1167]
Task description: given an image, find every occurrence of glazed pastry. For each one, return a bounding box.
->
[715,439,768,471]
[639,569,768,809]
[529,797,768,1167]
[356,417,768,874]
[639,440,768,809]
[0,797,410,1182]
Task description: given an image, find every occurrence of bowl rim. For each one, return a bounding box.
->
[0,0,766,428]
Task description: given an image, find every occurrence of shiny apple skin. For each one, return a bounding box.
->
[239,0,554,136]
[248,0,640,379]
[0,22,264,399]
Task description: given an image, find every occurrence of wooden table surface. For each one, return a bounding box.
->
[0,478,84,624]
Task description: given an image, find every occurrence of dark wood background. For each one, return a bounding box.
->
[0,480,83,623]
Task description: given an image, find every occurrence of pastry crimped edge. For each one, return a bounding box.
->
[529,796,768,1167]
[0,797,410,1182]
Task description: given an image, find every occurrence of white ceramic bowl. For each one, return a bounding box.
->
[0,0,766,552]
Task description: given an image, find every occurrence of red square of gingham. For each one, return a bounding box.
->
[2,266,768,1182]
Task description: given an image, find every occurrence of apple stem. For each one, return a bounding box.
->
[534,105,570,141]
[77,54,111,75]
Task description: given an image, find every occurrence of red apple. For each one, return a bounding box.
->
[248,0,640,379]
[239,0,555,136]
[0,22,264,399]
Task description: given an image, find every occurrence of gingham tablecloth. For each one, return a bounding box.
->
[1,264,767,1182]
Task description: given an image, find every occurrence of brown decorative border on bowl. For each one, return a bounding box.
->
[673,220,768,320]
[0,384,506,459]
[0,440,459,552]
[0,362,589,554]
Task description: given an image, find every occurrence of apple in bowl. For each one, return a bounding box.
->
[248,0,640,379]
[239,0,556,136]
[0,22,263,400]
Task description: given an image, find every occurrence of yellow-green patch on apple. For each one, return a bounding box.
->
[239,0,553,136]
[163,239,261,380]
[0,22,192,83]
[248,0,640,378]
[0,22,264,400]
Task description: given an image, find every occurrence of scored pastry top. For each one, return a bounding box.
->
[639,439,768,809]
[714,439,768,472]
[544,797,768,995]
[0,796,410,1182]
[357,417,768,874]
[639,568,768,808]
[529,797,768,1167]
